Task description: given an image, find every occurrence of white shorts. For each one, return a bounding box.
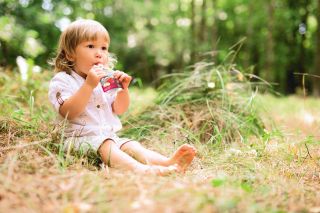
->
[64,135,133,154]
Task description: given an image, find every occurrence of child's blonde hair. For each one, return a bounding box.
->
[53,19,116,74]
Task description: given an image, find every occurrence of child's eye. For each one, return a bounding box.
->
[87,44,94,48]
[102,46,108,51]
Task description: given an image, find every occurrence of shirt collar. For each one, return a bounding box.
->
[71,70,86,83]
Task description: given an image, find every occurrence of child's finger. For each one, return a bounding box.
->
[114,72,121,79]
[113,70,126,78]
[119,74,129,82]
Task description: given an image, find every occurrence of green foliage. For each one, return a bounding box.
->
[0,0,318,94]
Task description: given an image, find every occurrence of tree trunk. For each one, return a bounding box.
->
[313,0,320,96]
[244,2,254,69]
[285,0,309,94]
[199,0,207,43]
[245,3,260,78]
[168,0,184,73]
[211,0,218,60]
[0,40,8,67]
[285,0,310,94]
[265,0,275,83]
[190,0,196,63]
[297,0,310,94]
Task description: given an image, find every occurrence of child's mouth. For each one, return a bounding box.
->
[93,63,105,68]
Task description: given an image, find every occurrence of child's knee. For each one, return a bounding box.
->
[98,139,116,154]
[121,140,142,153]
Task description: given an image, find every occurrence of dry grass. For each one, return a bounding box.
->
[0,71,320,212]
[1,134,319,212]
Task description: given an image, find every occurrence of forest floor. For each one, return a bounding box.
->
[0,79,320,212]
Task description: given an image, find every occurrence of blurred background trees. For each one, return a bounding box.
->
[0,0,319,95]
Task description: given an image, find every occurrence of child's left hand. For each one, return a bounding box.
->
[113,71,132,89]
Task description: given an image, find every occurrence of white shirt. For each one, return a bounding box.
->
[48,70,122,138]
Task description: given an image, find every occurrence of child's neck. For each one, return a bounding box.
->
[74,69,87,79]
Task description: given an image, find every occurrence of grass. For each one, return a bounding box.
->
[122,62,265,145]
[0,67,320,212]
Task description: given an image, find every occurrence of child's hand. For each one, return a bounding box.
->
[85,65,106,89]
[113,71,132,89]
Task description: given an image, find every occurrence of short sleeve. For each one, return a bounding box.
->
[48,72,76,112]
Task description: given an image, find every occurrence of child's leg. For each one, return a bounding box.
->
[121,141,197,172]
[121,141,169,165]
[98,139,177,175]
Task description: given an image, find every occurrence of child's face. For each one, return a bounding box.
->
[71,34,109,77]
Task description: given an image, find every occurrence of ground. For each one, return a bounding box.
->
[0,87,319,212]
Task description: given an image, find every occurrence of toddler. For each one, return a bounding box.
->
[48,19,196,175]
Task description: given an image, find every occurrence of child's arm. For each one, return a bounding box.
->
[112,71,132,115]
[59,68,105,119]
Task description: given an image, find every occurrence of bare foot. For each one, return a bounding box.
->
[168,144,197,173]
[136,165,178,176]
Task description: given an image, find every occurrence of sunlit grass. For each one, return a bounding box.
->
[121,61,265,146]
[256,94,320,141]
[0,67,319,212]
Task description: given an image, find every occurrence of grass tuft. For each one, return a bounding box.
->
[122,61,266,145]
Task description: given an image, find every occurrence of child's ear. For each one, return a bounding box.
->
[65,52,75,62]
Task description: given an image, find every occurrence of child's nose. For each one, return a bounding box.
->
[95,50,102,58]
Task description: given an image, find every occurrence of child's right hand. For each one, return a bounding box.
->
[85,65,106,89]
